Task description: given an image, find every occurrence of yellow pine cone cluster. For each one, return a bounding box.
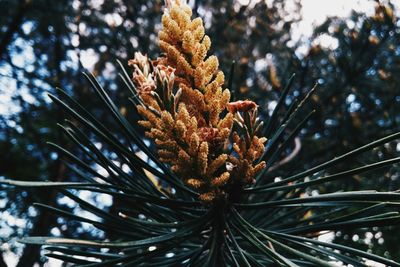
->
[130,0,267,202]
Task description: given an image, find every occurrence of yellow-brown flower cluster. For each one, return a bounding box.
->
[227,101,267,185]
[130,0,266,202]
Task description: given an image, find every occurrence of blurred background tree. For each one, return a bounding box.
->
[0,0,399,266]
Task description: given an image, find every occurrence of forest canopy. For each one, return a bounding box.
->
[0,0,399,266]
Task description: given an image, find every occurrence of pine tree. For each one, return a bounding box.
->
[2,1,400,265]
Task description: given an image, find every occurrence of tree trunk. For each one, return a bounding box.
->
[16,22,68,267]
[16,164,66,267]
[0,253,7,267]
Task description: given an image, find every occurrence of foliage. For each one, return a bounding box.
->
[1,1,400,266]
[1,0,400,265]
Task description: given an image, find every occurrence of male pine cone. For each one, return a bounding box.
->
[130,0,266,202]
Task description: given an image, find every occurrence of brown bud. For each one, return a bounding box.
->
[227,100,257,113]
